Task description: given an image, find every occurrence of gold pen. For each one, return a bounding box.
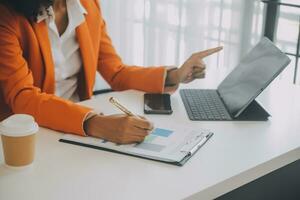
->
[109,97,153,131]
[109,97,137,117]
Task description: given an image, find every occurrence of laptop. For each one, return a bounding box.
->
[180,37,291,121]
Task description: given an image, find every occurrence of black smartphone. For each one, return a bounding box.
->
[144,93,173,114]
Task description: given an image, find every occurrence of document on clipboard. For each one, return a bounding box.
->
[59,125,213,166]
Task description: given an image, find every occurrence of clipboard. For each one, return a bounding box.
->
[59,128,213,166]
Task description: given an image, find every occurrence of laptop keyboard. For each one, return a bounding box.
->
[180,89,231,121]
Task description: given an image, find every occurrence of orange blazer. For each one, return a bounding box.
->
[0,0,166,136]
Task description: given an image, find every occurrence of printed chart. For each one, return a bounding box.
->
[135,128,174,152]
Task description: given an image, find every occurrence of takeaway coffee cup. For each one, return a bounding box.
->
[0,114,38,167]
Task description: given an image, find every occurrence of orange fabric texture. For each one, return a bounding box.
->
[0,0,166,136]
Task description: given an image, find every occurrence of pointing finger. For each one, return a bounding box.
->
[195,46,223,58]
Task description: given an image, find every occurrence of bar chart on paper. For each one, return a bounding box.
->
[135,128,174,152]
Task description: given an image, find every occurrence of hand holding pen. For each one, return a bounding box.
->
[84,97,153,144]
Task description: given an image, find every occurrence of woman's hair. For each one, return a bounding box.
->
[0,0,53,19]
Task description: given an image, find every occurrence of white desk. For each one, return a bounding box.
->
[1,79,300,200]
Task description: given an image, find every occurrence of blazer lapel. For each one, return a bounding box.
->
[32,21,55,93]
[76,21,97,98]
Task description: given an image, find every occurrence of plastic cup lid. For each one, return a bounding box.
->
[0,114,39,137]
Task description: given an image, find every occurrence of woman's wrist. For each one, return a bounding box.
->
[83,113,100,136]
[165,68,180,86]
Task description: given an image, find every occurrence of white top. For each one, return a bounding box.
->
[0,114,38,137]
[0,75,300,200]
[37,0,87,102]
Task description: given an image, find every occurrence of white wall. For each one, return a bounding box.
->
[95,0,266,90]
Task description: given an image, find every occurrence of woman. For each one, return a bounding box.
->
[0,0,222,144]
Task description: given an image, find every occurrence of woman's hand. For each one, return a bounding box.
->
[84,114,154,144]
[166,47,223,86]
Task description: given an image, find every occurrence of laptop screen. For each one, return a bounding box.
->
[217,37,291,118]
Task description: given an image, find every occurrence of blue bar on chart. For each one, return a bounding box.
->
[151,128,173,137]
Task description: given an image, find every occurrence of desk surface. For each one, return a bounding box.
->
[1,79,300,200]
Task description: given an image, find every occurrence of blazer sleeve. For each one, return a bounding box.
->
[96,1,167,93]
[0,11,92,136]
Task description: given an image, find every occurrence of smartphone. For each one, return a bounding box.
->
[144,93,173,114]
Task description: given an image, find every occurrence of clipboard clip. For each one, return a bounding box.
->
[180,132,214,155]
